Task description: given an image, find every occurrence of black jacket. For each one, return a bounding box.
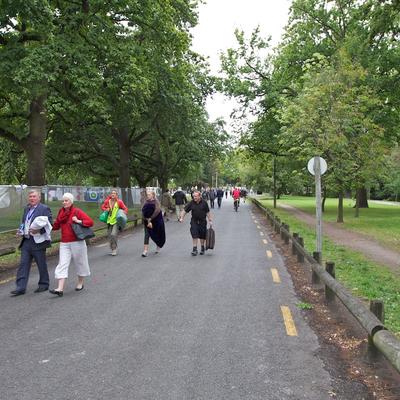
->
[172,190,187,205]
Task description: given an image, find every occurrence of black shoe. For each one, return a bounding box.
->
[49,289,63,297]
[200,248,205,255]
[10,290,25,296]
[191,249,198,256]
[75,285,84,291]
[34,287,48,293]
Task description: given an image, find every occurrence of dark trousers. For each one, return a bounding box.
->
[217,197,222,208]
[210,199,215,208]
[144,224,150,245]
[16,238,49,291]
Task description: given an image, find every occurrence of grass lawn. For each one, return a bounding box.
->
[266,195,400,252]
[256,197,400,337]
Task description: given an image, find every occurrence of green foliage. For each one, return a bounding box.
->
[0,0,224,187]
[297,302,313,310]
[219,0,399,201]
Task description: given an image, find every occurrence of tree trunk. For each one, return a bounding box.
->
[158,175,168,194]
[337,191,344,223]
[322,187,326,212]
[22,95,47,187]
[117,127,133,206]
[356,187,369,208]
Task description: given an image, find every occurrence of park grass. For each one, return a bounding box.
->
[267,195,400,252]
[257,197,400,337]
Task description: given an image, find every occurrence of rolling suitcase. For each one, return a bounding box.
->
[206,226,215,250]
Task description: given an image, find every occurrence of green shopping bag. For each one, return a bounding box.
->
[99,210,109,223]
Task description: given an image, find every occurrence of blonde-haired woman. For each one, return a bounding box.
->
[141,190,166,257]
[101,189,128,256]
[50,193,93,297]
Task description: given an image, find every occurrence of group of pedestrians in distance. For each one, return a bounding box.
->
[9,185,241,297]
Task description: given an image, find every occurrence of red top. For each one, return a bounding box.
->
[101,196,128,214]
[53,206,94,243]
[232,189,241,200]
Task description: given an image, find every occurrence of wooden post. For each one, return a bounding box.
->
[369,300,385,346]
[280,223,285,240]
[325,261,335,302]
[292,233,299,255]
[297,237,304,263]
[284,224,290,245]
[312,251,322,284]
[275,217,281,234]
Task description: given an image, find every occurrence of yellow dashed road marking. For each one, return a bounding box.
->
[262,239,268,244]
[281,306,298,336]
[257,225,261,229]
[266,250,272,258]
[254,220,258,223]
[271,268,281,283]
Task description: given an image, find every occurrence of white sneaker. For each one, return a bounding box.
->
[111,249,117,256]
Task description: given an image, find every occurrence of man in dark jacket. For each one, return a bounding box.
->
[172,187,187,221]
[209,188,216,209]
[11,189,52,296]
[216,188,224,208]
[179,191,213,256]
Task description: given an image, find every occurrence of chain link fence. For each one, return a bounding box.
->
[0,185,157,233]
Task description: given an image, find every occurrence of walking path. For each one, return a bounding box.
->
[0,198,367,399]
[278,203,400,275]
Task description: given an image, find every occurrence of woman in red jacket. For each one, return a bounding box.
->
[49,193,94,297]
[101,189,128,256]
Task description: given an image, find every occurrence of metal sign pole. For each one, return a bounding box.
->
[315,156,322,254]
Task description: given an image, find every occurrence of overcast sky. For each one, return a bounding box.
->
[191,0,292,129]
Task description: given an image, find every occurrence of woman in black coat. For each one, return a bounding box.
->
[141,191,166,257]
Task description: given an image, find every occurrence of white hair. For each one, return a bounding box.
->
[63,192,74,203]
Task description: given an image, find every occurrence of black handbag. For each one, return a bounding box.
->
[71,223,95,240]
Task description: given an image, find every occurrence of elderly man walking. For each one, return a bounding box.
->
[179,191,212,256]
[11,189,53,296]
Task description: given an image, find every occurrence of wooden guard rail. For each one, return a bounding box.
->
[252,198,400,374]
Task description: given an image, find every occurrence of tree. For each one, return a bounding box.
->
[280,51,385,221]
[0,1,58,185]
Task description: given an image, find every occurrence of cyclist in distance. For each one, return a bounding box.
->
[232,187,241,212]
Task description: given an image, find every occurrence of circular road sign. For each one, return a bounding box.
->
[307,157,327,176]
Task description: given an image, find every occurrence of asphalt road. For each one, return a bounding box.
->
[0,198,334,400]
